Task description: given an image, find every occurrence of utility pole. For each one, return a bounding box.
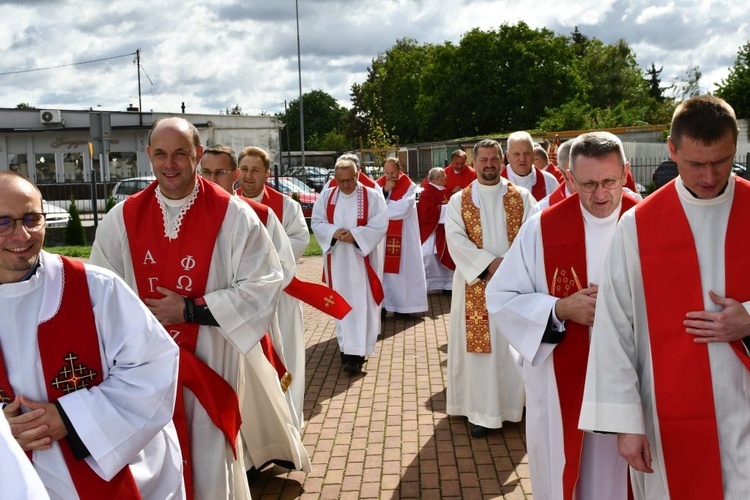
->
[295,0,305,167]
[136,48,143,126]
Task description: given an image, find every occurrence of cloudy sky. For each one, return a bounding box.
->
[1,0,748,116]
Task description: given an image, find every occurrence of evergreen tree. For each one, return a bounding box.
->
[64,196,87,246]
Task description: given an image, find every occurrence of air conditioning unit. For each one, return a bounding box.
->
[40,109,63,125]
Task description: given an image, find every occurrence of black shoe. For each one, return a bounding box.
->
[271,459,296,470]
[470,424,490,438]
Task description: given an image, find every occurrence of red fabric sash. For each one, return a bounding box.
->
[239,194,353,320]
[548,182,568,206]
[123,178,239,499]
[635,178,750,498]
[262,185,286,224]
[325,186,384,305]
[545,163,565,183]
[377,173,412,274]
[416,184,454,270]
[501,166,547,200]
[624,169,636,192]
[0,257,140,499]
[541,194,636,500]
[445,166,477,193]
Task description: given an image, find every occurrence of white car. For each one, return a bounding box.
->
[42,200,72,228]
[112,176,156,202]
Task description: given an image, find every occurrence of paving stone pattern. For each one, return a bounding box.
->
[249,256,532,499]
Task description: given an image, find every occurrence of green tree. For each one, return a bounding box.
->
[645,63,666,102]
[672,64,703,101]
[64,197,87,246]
[281,90,349,151]
[15,102,35,109]
[716,41,750,119]
[222,104,244,115]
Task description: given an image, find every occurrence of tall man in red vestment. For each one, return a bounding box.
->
[579,96,750,499]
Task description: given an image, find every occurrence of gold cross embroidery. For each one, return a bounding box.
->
[51,353,97,394]
[386,237,401,255]
[324,295,335,307]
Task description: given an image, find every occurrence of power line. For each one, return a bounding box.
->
[0,52,136,77]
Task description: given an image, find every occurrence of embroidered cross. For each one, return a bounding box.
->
[51,353,97,394]
[469,309,486,324]
[386,237,401,255]
[324,295,335,307]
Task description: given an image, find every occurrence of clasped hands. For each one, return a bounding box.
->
[333,228,355,244]
[3,396,67,451]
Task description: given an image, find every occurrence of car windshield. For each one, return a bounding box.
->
[277,177,315,193]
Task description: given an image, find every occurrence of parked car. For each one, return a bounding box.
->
[42,200,72,228]
[266,176,319,218]
[285,166,331,192]
[112,176,156,202]
[652,160,747,190]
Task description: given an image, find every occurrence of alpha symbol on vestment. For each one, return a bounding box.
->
[181,255,196,272]
[51,353,97,394]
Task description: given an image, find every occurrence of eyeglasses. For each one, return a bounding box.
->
[0,213,47,237]
[570,172,623,193]
[199,169,233,178]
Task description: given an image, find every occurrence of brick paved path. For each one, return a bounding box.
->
[249,256,532,499]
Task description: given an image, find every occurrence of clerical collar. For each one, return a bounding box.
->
[429,182,445,190]
[683,181,729,199]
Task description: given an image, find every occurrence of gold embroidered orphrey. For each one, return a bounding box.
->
[51,352,98,394]
[0,387,10,404]
[460,183,524,353]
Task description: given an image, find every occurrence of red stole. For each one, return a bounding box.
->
[328,171,378,189]
[416,184,455,270]
[123,178,239,500]
[501,166,547,200]
[624,169,636,192]
[545,163,565,183]
[445,166,477,193]
[235,186,285,224]
[376,173,412,274]
[548,182,568,206]
[325,185,384,305]
[541,194,636,500]
[635,179,750,499]
[0,256,140,499]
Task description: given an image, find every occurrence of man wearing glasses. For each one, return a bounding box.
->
[0,171,183,498]
[486,132,637,499]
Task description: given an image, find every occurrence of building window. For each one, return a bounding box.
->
[8,153,29,178]
[63,152,84,182]
[35,153,56,184]
[109,152,137,180]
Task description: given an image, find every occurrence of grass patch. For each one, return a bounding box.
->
[45,245,91,258]
[46,234,321,259]
[304,233,322,256]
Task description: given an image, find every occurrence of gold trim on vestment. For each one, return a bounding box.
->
[460,182,524,353]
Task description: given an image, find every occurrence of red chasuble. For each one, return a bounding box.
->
[501,166,548,201]
[0,256,139,499]
[376,173,412,274]
[445,166,477,194]
[416,183,455,270]
[635,178,750,499]
[325,185,384,305]
[540,193,637,500]
[545,163,565,183]
[123,178,239,500]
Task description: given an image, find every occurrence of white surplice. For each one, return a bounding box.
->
[311,185,388,356]
[90,193,283,500]
[444,179,536,428]
[249,191,309,428]
[235,204,310,472]
[0,251,183,499]
[505,166,559,198]
[0,416,49,499]
[382,180,428,314]
[486,204,628,500]
[579,176,750,499]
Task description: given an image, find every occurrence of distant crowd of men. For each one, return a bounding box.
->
[2,95,749,500]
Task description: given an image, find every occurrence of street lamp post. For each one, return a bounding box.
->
[295,0,305,168]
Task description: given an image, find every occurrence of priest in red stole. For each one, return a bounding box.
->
[91,117,284,500]
[234,145,310,430]
[534,144,564,183]
[487,132,636,499]
[200,145,311,475]
[1,171,183,498]
[501,131,559,201]
[417,167,454,291]
[322,153,380,192]
[579,96,750,499]
[312,158,388,375]
[376,158,428,315]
